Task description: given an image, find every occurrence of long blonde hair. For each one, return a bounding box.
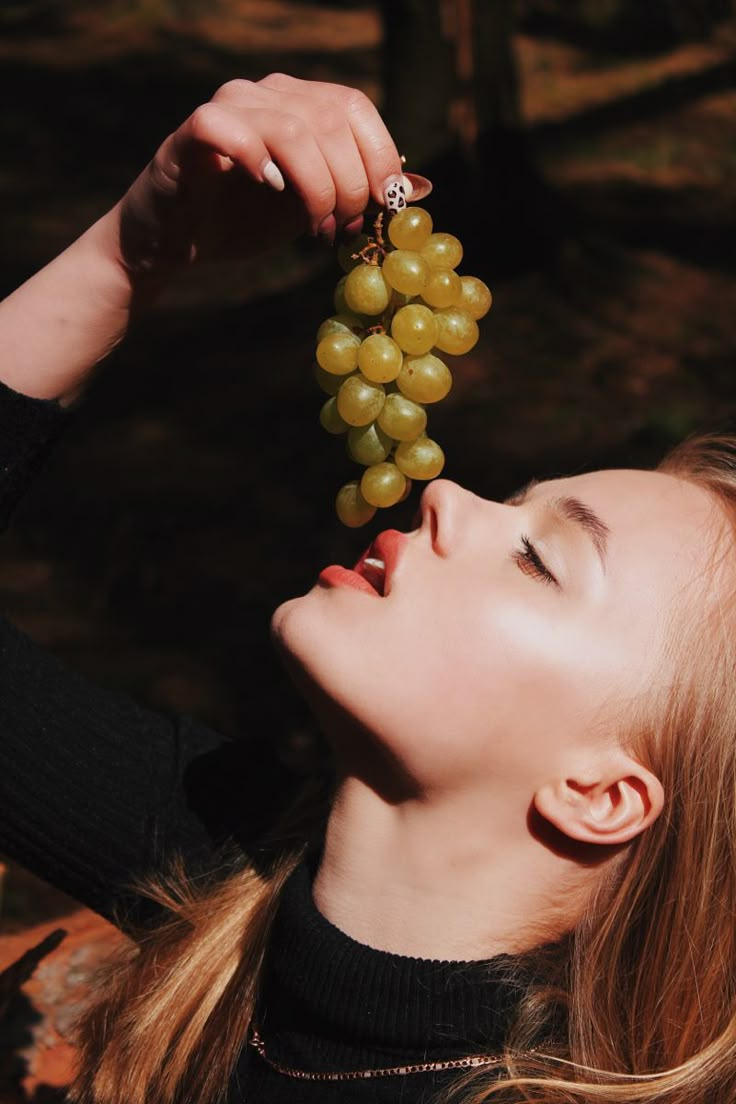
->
[71,433,736,1104]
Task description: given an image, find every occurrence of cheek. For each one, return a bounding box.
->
[271,580,635,794]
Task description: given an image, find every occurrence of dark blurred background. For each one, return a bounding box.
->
[0,0,735,1091]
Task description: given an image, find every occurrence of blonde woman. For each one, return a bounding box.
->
[0,75,733,1104]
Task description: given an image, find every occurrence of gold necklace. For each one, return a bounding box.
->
[248,1024,508,1082]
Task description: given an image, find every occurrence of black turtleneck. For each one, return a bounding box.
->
[232,858,528,1103]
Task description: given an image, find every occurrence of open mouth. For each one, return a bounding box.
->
[354,554,386,596]
[353,529,406,597]
[318,530,406,599]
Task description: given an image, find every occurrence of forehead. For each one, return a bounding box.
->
[531,467,723,599]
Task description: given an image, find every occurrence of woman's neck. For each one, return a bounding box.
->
[311,774,586,961]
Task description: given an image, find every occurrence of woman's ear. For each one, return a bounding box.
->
[533,751,664,847]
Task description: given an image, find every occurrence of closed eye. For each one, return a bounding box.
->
[512,535,560,588]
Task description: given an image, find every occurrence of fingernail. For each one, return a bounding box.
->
[262,160,285,192]
[317,214,337,245]
[342,215,364,239]
[403,173,433,202]
[382,174,407,214]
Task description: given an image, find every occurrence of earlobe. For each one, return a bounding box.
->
[534,757,664,848]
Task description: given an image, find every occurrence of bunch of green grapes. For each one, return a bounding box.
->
[313,206,492,527]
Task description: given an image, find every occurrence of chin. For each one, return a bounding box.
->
[270,591,330,699]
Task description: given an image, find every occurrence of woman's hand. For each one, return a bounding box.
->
[0,74,404,402]
[117,73,404,280]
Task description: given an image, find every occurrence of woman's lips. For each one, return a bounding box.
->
[318,530,408,598]
[318,564,382,597]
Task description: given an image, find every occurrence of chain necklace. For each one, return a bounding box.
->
[248,1024,509,1082]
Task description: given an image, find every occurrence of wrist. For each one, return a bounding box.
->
[0,206,153,405]
[86,202,168,316]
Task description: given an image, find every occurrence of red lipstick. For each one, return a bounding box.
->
[318,564,382,597]
[318,529,407,599]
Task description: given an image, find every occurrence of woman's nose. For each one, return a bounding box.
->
[419,479,479,557]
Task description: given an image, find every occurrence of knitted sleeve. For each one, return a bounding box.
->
[0,380,296,928]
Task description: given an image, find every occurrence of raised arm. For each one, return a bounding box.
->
[0,74,403,404]
[0,76,402,925]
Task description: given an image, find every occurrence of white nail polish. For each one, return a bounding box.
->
[382,174,407,213]
[402,174,414,201]
[263,160,285,192]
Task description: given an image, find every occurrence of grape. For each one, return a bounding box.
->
[348,421,393,465]
[459,276,492,320]
[391,304,438,355]
[360,462,407,508]
[388,206,433,251]
[397,353,452,404]
[421,233,463,271]
[317,331,361,375]
[382,250,429,296]
[314,361,347,396]
[336,481,377,528]
[316,313,364,343]
[333,275,349,313]
[398,477,413,503]
[395,436,445,480]
[433,308,479,355]
[377,392,427,441]
[344,264,391,315]
[357,333,403,383]
[337,234,371,273]
[421,268,462,309]
[336,373,386,426]
[319,397,350,434]
[317,205,491,526]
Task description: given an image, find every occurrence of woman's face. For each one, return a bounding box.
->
[271,468,719,799]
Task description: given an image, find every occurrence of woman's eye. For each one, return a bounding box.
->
[512,536,559,588]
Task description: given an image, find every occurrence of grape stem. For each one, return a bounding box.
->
[353,210,388,266]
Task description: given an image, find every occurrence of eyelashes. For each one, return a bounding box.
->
[512,535,560,588]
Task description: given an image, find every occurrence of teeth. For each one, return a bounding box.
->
[359,555,386,596]
[363,557,385,571]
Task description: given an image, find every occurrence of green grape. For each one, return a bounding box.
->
[344,264,391,315]
[397,353,452,404]
[459,275,493,320]
[421,233,463,271]
[398,477,413,503]
[336,481,377,527]
[433,307,479,355]
[377,392,427,441]
[314,361,349,396]
[337,234,371,273]
[421,268,462,308]
[388,206,433,251]
[382,250,429,296]
[336,373,386,426]
[319,397,350,435]
[316,313,364,343]
[357,333,403,383]
[360,462,407,508]
[317,331,361,375]
[395,436,445,480]
[391,304,438,355]
[347,421,393,465]
[333,274,349,313]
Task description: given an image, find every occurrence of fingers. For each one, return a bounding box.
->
[177,76,404,240]
[173,102,273,186]
[258,74,403,209]
[172,101,334,234]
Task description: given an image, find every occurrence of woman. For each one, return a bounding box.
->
[0,75,735,1104]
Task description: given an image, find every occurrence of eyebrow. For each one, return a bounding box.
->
[506,479,611,569]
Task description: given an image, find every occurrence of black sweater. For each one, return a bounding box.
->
[0,381,526,1102]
